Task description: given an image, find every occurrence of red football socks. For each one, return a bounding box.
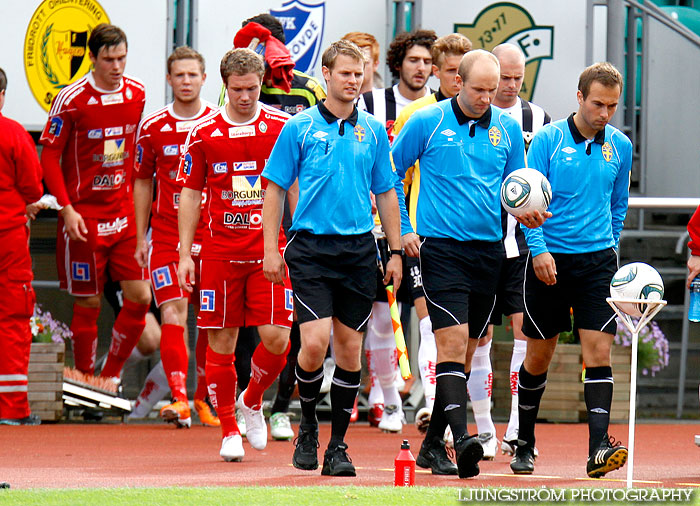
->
[70,303,100,374]
[100,299,149,378]
[243,341,289,410]
[206,346,239,438]
[194,328,209,401]
[160,324,188,402]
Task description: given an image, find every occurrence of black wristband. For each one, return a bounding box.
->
[390,249,403,257]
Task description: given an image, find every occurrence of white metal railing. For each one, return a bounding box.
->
[623,197,698,418]
[628,197,700,209]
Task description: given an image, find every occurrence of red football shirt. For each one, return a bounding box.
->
[180,103,289,261]
[40,72,146,219]
[0,113,43,232]
[134,101,217,250]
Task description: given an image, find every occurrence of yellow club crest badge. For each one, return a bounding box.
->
[24,0,110,111]
[488,126,502,147]
[354,124,366,142]
[455,3,553,102]
[601,142,613,162]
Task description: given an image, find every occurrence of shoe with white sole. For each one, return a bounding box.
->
[270,412,294,441]
[159,400,191,429]
[501,435,539,458]
[236,391,267,450]
[378,404,405,433]
[220,434,245,462]
[414,407,431,433]
[478,432,498,460]
[235,408,246,437]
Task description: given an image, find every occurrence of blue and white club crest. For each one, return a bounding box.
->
[271,0,326,74]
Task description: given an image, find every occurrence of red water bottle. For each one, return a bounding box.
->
[394,439,415,486]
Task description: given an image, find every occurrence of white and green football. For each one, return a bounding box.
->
[610,262,664,317]
[500,167,552,218]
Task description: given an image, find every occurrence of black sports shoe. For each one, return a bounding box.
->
[292,423,320,470]
[454,434,483,478]
[416,436,458,475]
[0,413,41,426]
[321,442,356,476]
[586,434,627,478]
[510,440,535,474]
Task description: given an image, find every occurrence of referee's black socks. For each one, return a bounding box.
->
[434,362,469,442]
[295,363,324,426]
[329,366,361,447]
[517,366,548,447]
[584,366,614,455]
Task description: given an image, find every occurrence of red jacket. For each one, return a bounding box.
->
[0,112,43,232]
[689,205,700,256]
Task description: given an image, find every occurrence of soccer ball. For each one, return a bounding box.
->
[500,168,552,218]
[609,262,664,317]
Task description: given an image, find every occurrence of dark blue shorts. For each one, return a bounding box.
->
[522,248,618,340]
[419,237,502,336]
[489,254,527,325]
[284,231,376,331]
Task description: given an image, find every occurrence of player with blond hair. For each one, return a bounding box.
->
[178,48,293,461]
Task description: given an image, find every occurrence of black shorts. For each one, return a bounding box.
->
[375,255,422,304]
[489,255,527,325]
[419,237,502,336]
[522,248,618,340]
[284,231,376,331]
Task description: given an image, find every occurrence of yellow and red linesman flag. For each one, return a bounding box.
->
[385,285,411,380]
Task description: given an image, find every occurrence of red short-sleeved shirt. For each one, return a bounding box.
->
[40,73,146,219]
[134,102,217,250]
[179,103,289,261]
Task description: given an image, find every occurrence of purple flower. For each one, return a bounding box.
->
[31,304,72,344]
[615,320,668,376]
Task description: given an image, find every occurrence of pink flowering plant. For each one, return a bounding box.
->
[614,320,669,376]
[30,304,72,344]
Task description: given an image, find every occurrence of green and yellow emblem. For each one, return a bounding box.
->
[488,126,501,146]
[601,142,613,162]
[24,0,109,111]
[455,2,553,101]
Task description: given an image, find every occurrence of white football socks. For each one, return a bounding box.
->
[468,340,496,436]
[417,316,436,411]
[366,302,401,408]
[122,346,148,375]
[505,339,527,439]
[129,361,169,419]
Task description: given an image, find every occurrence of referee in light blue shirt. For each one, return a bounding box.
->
[261,40,411,478]
[512,62,633,479]
[391,49,546,479]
